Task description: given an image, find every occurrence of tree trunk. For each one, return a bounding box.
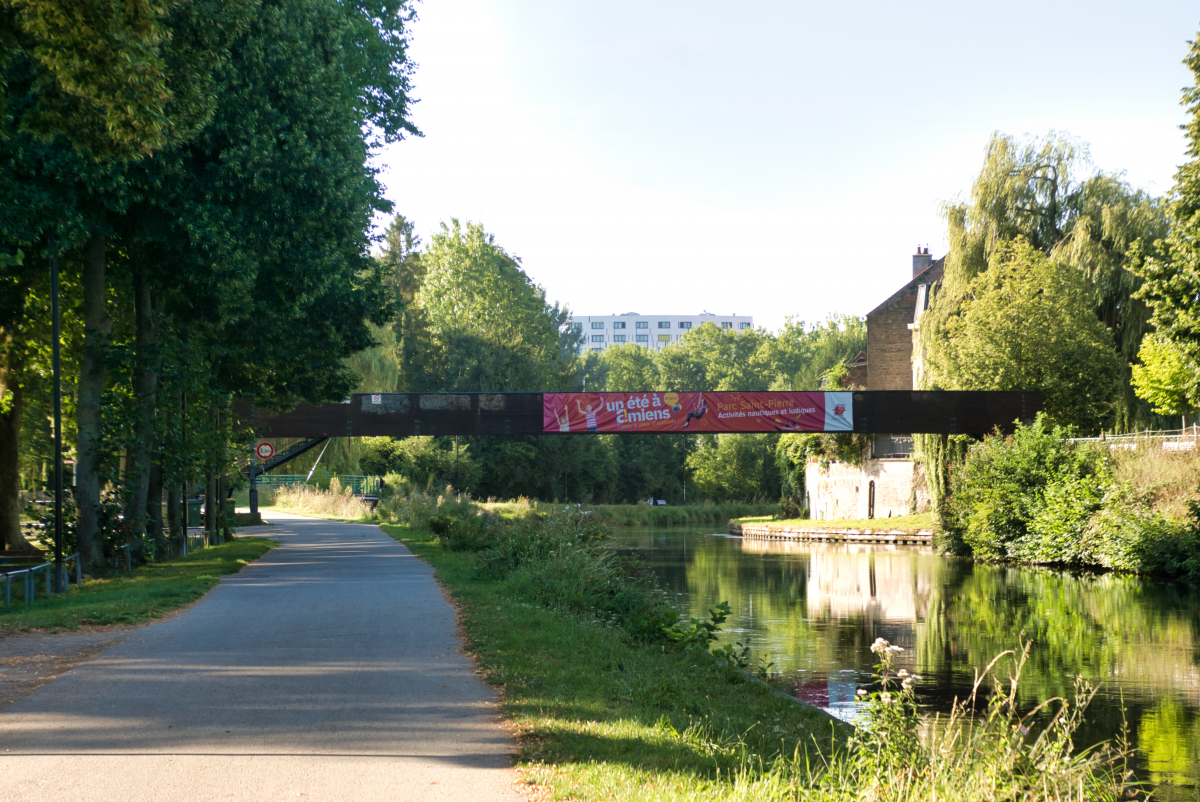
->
[146,455,163,555]
[124,270,158,554]
[167,484,181,546]
[205,469,216,546]
[76,233,111,571]
[0,325,32,551]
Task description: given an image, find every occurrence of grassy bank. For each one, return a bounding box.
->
[482,500,780,527]
[385,520,844,800]
[384,502,1138,801]
[265,481,778,529]
[732,512,936,532]
[0,537,276,632]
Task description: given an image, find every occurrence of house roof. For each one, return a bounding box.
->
[865,257,946,319]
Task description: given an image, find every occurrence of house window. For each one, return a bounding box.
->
[678,321,692,329]
[591,335,604,343]
[614,334,626,342]
[721,322,732,329]
[740,322,750,329]
[636,321,648,329]
[657,321,671,329]
[658,334,670,342]
[613,321,625,329]
[591,322,604,329]
[636,334,648,342]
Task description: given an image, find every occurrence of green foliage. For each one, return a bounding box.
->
[926,238,1121,431]
[661,601,731,650]
[944,415,1200,578]
[686,433,779,502]
[359,436,472,488]
[924,130,1170,431]
[944,415,1103,561]
[598,342,659,390]
[1,0,257,158]
[1131,334,1200,418]
[1135,33,1200,393]
[416,220,574,392]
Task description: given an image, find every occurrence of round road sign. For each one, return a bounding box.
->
[255,442,275,460]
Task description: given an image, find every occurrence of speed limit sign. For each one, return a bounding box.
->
[255,442,275,460]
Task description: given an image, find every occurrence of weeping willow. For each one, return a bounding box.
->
[918,131,1169,431]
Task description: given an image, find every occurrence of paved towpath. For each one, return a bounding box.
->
[0,513,523,801]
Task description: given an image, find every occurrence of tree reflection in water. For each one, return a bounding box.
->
[611,528,1200,798]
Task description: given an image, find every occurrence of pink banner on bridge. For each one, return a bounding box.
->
[542,392,853,434]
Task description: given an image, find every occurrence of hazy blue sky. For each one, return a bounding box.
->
[375,1,1198,332]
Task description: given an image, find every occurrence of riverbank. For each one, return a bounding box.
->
[483,500,780,527]
[0,537,276,632]
[382,520,844,800]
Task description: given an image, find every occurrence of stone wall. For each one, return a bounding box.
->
[805,458,930,521]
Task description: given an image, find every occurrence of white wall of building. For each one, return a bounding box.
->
[568,312,754,353]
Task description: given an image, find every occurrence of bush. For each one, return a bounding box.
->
[944,415,1106,563]
[944,415,1200,578]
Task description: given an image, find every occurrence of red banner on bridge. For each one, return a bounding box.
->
[542,392,853,434]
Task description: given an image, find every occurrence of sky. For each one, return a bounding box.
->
[374,1,1199,332]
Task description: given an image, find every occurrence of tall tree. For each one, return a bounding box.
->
[922,131,1167,429]
[416,220,574,392]
[1134,32,1200,406]
[925,239,1121,431]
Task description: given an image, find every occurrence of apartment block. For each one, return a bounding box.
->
[568,312,754,353]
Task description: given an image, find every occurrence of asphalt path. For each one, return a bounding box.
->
[0,512,523,801]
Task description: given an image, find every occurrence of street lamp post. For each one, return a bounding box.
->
[50,245,65,592]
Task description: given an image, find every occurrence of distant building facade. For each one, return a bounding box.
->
[568,312,753,353]
[806,248,944,520]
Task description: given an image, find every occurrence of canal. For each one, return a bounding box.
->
[609,526,1200,798]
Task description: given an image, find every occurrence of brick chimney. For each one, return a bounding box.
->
[912,246,932,278]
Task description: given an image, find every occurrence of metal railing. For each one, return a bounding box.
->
[1071,426,1200,450]
[2,553,81,608]
[256,474,382,495]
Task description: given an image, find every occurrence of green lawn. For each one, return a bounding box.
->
[0,537,277,632]
[382,523,846,802]
[732,512,936,531]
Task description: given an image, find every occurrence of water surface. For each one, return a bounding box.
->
[610,527,1200,797]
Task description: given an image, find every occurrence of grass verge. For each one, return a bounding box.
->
[732,512,936,532]
[0,537,276,632]
[383,522,845,801]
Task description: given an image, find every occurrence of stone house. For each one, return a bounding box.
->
[806,248,944,521]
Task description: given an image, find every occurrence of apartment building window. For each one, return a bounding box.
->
[721,322,732,329]
[636,321,648,329]
[658,334,670,342]
[591,347,603,352]
[613,321,625,329]
[678,321,692,330]
[591,322,604,329]
[636,334,648,342]
[657,321,670,329]
[569,322,582,331]
[591,335,604,343]
[614,334,626,343]
[740,322,751,329]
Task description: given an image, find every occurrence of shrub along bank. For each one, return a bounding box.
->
[385,502,1138,801]
[940,415,1200,580]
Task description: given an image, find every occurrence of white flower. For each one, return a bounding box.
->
[856,688,868,697]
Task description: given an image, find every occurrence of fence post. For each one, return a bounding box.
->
[125,544,131,572]
[75,557,81,588]
[4,574,9,607]
[44,565,51,596]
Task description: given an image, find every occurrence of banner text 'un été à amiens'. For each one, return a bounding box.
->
[542,392,853,434]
